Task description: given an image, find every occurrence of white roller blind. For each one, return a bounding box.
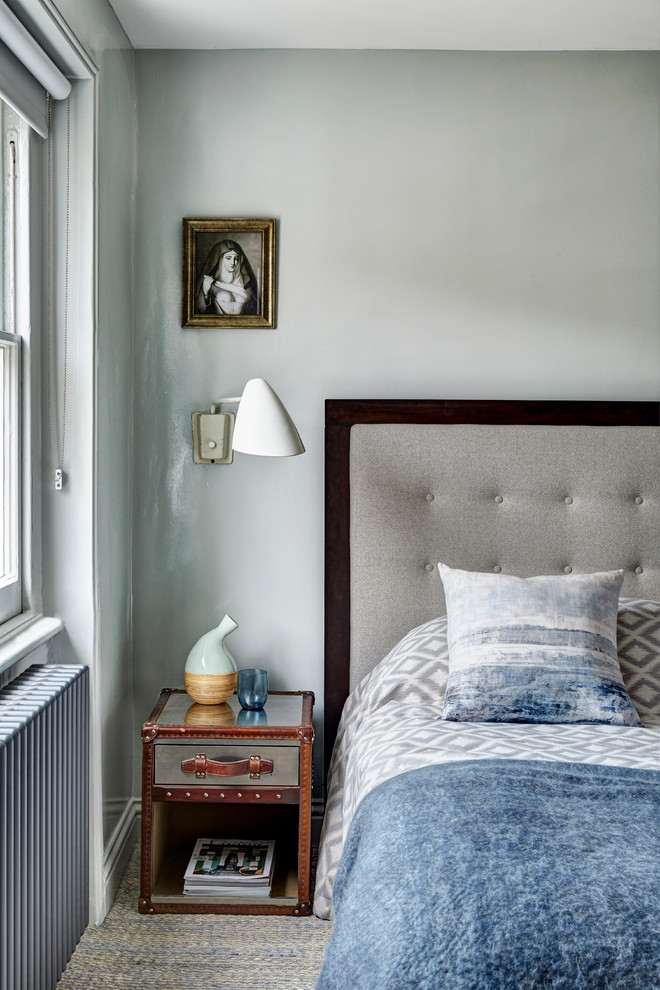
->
[0,0,70,137]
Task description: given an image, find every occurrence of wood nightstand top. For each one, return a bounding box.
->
[142,688,314,742]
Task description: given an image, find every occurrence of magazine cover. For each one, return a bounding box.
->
[184,837,275,884]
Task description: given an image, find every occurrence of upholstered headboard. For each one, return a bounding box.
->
[324,400,660,771]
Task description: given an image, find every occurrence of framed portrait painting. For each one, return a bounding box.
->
[182,218,276,328]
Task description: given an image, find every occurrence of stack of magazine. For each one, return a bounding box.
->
[183,837,276,897]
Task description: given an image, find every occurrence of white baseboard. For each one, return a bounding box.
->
[100,797,140,920]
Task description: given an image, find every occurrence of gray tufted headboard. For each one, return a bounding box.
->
[324,400,660,773]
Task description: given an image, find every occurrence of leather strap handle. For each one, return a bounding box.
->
[181,753,274,779]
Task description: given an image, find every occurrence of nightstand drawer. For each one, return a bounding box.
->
[154,743,299,787]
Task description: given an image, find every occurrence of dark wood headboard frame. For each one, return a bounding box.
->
[324,398,659,775]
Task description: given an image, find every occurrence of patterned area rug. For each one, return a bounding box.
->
[57,849,332,990]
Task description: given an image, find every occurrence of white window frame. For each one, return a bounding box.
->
[0,330,21,622]
[0,103,25,626]
[0,99,60,670]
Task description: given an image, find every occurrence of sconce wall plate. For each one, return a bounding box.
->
[192,410,235,464]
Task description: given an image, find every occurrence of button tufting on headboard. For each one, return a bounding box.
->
[346,419,660,695]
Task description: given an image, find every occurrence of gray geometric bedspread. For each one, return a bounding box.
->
[313,599,660,919]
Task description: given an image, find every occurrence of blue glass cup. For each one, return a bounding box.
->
[237,668,268,710]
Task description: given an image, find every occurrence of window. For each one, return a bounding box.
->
[0,99,25,625]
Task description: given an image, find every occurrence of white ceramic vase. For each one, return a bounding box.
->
[184,614,238,704]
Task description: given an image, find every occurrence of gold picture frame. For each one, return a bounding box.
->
[182,217,276,328]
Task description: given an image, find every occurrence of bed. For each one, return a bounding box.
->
[314,399,660,989]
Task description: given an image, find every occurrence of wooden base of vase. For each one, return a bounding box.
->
[184,671,237,705]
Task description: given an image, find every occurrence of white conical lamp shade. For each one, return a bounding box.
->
[231,378,305,457]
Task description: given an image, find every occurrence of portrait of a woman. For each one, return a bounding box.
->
[195,239,260,316]
[183,218,274,328]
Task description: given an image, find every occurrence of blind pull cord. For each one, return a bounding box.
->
[46,93,70,492]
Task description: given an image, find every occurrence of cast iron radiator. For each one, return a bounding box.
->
[0,664,89,990]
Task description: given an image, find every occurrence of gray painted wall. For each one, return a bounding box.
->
[42,0,136,854]
[132,50,659,778]
[95,39,136,846]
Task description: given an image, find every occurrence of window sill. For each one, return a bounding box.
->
[0,612,64,675]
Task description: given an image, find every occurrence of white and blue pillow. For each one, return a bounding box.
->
[439,564,642,726]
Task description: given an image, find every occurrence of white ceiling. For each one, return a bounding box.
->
[107,0,660,51]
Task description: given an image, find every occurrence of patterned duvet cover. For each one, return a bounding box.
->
[314,599,660,920]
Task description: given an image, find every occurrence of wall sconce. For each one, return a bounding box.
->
[192,378,305,465]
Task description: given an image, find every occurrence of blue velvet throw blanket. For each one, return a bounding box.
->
[316,760,660,990]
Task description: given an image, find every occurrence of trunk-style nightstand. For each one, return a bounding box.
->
[139,688,314,915]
